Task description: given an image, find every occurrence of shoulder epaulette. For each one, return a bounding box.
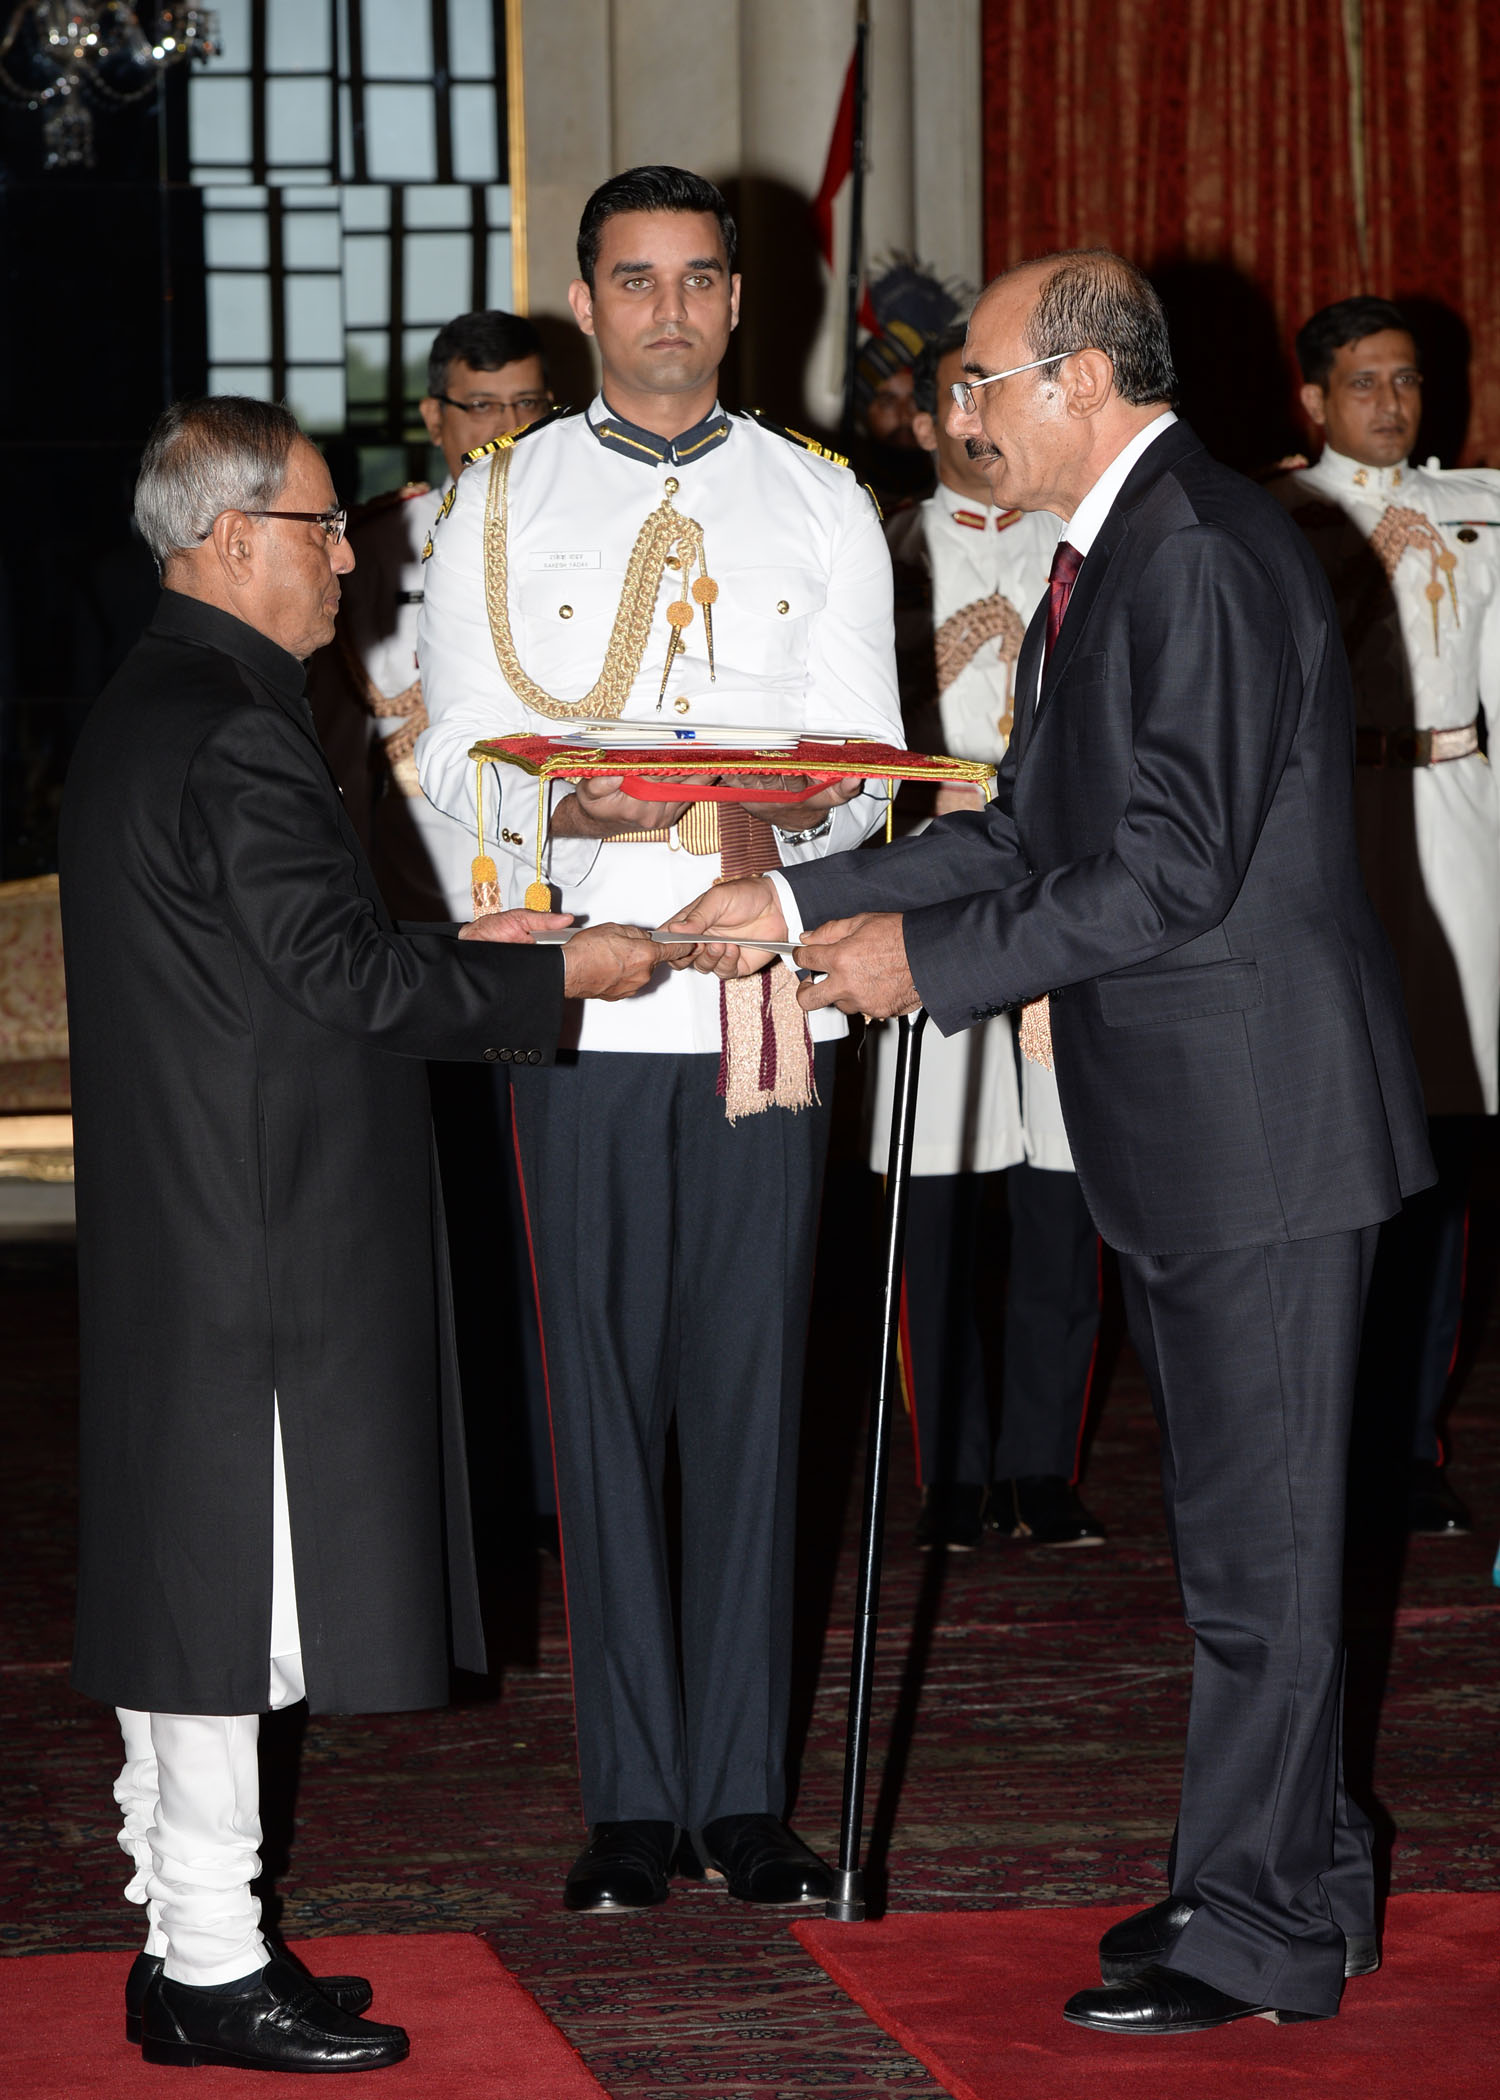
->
[349,480,430,529]
[460,405,573,469]
[743,407,851,471]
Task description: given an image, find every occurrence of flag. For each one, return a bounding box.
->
[810,47,857,268]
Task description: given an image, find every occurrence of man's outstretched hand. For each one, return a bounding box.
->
[457,908,665,1001]
[663,876,790,978]
[794,913,920,1018]
[560,924,669,1001]
[459,907,574,944]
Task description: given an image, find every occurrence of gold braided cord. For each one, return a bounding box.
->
[482,443,709,720]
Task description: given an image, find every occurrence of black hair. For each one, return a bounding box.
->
[912,323,970,416]
[576,165,737,290]
[1294,297,1414,388]
[426,310,544,398]
[1018,250,1177,407]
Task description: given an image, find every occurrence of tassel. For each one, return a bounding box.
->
[471,853,502,918]
[718,963,818,1121]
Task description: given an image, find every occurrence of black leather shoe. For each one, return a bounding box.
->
[1407,1460,1472,1536]
[915,1482,987,1551]
[1100,1896,1379,1984]
[563,1821,675,1911]
[993,1475,1105,1546]
[126,1949,373,2043]
[140,1954,408,2071]
[1064,1962,1331,2035]
[680,1814,834,1905]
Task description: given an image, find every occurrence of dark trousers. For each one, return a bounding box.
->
[1360,1113,1477,1463]
[511,1046,833,1830]
[901,1164,1100,1488]
[1118,1226,1379,2017]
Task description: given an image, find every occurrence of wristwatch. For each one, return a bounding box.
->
[774,813,833,844]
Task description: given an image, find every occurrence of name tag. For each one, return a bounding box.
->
[532,550,601,571]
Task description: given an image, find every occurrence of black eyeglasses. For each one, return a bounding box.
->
[242,508,349,544]
[432,392,551,419]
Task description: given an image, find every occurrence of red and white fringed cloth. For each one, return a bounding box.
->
[716,798,817,1121]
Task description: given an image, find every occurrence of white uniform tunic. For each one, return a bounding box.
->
[868,484,1075,1174]
[337,486,486,921]
[1271,448,1500,1113]
[416,402,903,1054]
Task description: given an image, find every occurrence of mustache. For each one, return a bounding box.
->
[965,437,1000,462]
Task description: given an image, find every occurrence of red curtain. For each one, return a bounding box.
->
[981,0,1500,468]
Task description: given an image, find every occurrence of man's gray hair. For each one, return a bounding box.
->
[1018,250,1177,407]
[134,396,303,566]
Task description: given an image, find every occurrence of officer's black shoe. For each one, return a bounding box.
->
[563,1820,676,1911]
[915,1481,987,1551]
[140,1955,408,2071]
[126,1948,373,2043]
[1064,1963,1332,2035]
[1099,1896,1379,1984]
[992,1475,1105,1546]
[679,1814,834,1905]
[1407,1459,1472,1536]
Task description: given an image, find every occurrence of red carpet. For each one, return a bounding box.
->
[794,1893,1500,2097]
[0,1933,607,2097]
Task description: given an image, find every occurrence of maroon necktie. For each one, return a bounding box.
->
[1044,539,1084,665]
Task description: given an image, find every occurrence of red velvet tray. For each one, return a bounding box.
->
[467,734,995,805]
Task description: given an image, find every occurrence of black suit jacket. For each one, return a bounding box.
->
[786,423,1432,1253]
[61,592,563,1715]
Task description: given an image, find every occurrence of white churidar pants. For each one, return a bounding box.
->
[113,1397,303,1986]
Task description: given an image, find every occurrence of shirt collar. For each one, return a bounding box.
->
[1062,410,1179,556]
[933,477,1024,532]
[586,392,732,467]
[148,589,307,701]
[1311,443,1411,497]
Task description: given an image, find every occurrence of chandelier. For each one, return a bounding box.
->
[0,4,218,169]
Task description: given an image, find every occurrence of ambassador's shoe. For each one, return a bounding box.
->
[140,1954,408,2071]
[1407,1460,1472,1536]
[993,1475,1105,1547]
[1064,1962,1331,2035]
[681,1813,835,1905]
[563,1821,676,1911]
[126,1948,373,2043]
[915,1481,987,1551]
[1100,1896,1379,1984]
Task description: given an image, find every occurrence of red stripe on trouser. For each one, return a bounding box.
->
[509,1090,586,1825]
[1069,1235,1105,1486]
[897,1262,923,1489]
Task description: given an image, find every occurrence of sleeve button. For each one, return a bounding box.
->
[528,1048,543,1065]
[482,1048,500,1062]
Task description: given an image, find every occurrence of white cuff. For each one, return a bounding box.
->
[767,870,804,944]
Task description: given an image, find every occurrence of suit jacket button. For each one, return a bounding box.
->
[527,1048,542,1064]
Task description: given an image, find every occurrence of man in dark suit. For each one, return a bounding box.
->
[670,252,1432,2034]
[61,396,662,2074]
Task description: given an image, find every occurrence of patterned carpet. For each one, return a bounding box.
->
[3,1133,1498,2096]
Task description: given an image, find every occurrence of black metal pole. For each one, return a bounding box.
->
[838,2,870,450]
[826,1004,928,1922]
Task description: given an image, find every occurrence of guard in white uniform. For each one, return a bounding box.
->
[417,169,902,1911]
[308,311,554,920]
[869,327,1103,1551]
[1273,297,1500,1535]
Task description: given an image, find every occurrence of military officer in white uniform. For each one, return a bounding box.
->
[870,326,1103,1552]
[417,167,902,1912]
[309,311,553,921]
[1272,296,1500,1535]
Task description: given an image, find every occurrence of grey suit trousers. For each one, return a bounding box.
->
[1118,1224,1379,2016]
